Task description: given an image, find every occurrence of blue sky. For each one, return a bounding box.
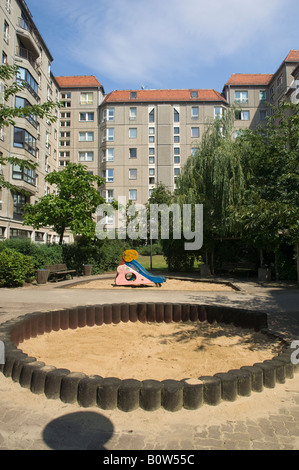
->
[26,0,299,94]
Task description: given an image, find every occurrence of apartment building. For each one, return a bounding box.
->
[99,89,227,206]
[55,76,105,176]
[222,50,299,133]
[0,0,60,242]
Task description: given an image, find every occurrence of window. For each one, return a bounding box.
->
[129,189,137,200]
[174,127,180,143]
[174,109,179,122]
[103,128,114,142]
[129,128,137,138]
[61,92,71,99]
[2,51,7,64]
[149,127,155,135]
[235,110,250,121]
[61,112,71,119]
[259,90,266,102]
[149,148,155,155]
[4,21,9,44]
[59,141,70,147]
[190,91,198,98]
[13,194,27,219]
[60,151,70,158]
[106,148,114,161]
[260,110,267,121]
[149,156,155,164]
[129,148,137,159]
[174,156,180,164]
[149,168,155,176]
[106,190,114,203]
[79,151,94,162]
[13,127,36,156]
[62,101,71,108]
[192,107,199,119]
[277,75,283,90]
[102,169,114,182]
[15,96,38,128]
[79,131,94,142]
[129,169,137,179]
[12,164,35,186]
[103,108,114,121]
[149,109,155,122]
[191,147,199,156]
[60,121,70,127]
[80,112,94,121]
[214,106,223,119]
[130,107,137,120]
[191,127,199,138]
[174,147,180,155]
[80,92,93,105]
[235,91,248,103]
[60,131,70,138]
[130,91,137,99]
[17,68,39,100]
[149,135,155,143]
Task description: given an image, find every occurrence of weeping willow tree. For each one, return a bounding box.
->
[174,107,245,273]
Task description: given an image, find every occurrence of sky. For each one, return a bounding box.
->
[26,0,299,95]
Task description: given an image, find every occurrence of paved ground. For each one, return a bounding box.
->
[0,274,299,451]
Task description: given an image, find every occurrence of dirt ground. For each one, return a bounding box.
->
[69,278,235,291]
[20,320,284,381]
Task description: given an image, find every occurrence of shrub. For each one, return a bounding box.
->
[0,248,35,287]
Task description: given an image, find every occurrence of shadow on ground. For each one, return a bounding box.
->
[42,411,114,450]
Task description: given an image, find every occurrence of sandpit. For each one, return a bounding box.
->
[20,321,284,381]
[69,278,235,291]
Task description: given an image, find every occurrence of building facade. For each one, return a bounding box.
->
[99,89,227,207]
[0,1,298,242]
[0,0,60,242]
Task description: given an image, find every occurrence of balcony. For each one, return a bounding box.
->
[16,17,40,58]
[15,46,39,74]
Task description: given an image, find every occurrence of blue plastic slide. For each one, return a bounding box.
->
[126,259,166,285]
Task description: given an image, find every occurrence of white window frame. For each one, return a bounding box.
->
[79,131,94,142]
[79,151,94,162]
[80,92,93,105]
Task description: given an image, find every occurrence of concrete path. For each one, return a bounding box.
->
[0,274,299,450]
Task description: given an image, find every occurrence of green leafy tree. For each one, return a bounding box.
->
[23,163,107,244]
[234,101,299,281]
[175,108,245,273]
[0,64,60,192]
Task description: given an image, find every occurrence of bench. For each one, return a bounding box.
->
[220,261,256,277]
[45,264,76,281]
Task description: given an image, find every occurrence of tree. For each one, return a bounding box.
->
[175,108,245,273]
[23,163,107,244]
[234,101,299,282]
[0,64,60,192]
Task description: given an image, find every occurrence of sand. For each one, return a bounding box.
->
[69,278,235,291]
[20,321,284,381]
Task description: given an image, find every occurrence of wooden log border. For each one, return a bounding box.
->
[0,303,297,412]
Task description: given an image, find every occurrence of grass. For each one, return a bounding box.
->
[138,254,203,273]
[138,254,168,272]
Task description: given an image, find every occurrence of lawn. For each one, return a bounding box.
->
[138,255,203,273]
[138,254,168,272]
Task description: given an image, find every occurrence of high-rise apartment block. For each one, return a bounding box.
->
[0,0,298,242]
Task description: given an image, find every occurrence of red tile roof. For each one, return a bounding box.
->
[285,50,299,62]
[55,76,103,89]
[225,74,273,86]
[103,89,226,104]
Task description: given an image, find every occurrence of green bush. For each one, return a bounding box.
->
[0,248,35,287]
[0,239,63,269]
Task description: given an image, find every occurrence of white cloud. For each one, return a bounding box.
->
[30,0,297,88]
